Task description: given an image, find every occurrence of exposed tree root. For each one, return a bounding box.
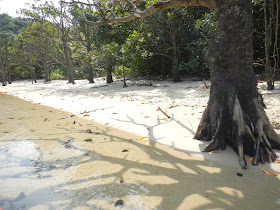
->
[194,94,280,169]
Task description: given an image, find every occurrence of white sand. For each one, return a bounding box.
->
[1,78,280,171]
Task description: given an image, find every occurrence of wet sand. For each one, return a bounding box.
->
[0,93,280,210]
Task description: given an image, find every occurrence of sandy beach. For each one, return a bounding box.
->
[1,78,280,209]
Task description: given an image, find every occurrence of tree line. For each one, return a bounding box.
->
[0,0,278,88]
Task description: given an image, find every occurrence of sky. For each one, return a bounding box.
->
[0,0,61,17]
[0,0,36,17]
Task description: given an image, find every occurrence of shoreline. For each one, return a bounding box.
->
[1,91,280,209]
[1,79,280,168]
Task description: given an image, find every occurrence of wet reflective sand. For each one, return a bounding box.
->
[0,93,280,210]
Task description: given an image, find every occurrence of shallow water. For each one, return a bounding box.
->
[0,94,68,209]
[0,94,151,210]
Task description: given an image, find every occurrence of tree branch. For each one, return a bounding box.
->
[67,0,215,25]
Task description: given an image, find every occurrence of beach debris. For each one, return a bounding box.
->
[122,149,129,152]
[86,129,92,133]
[140,137,149,141]
[259,166,278,176]
[71,126,76,129]
[162,117,168,121]
[59,114,75,120]
[248,157,254,162]
[275,159,280,163]
[209,151,218,154]
[84,138,92,142]
[126,139,133,143]
[73,121,76,124]
[120,180,124,183]
[115,199,124,207]
[236,173,243,177]
[83,114,90,117]
[157,106,171,118]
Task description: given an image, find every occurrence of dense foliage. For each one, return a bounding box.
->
[0,0,278,85]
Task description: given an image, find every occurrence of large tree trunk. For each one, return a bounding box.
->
[194,0,280,169]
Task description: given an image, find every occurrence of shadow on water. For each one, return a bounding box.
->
[0,93,280,210]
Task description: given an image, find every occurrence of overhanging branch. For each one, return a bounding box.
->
[66,0,215,25]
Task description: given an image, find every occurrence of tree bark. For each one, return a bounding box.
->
[86,26,94,83]
[4,41,12,84]
[264,0,274,90]
[62,40,75,84]
[194,0,280,169]
[0,63,7,86]
[106,63,113,83]
[0,43,7,86]
[42,58,51,83]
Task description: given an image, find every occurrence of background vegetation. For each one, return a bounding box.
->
[0,0,279,87]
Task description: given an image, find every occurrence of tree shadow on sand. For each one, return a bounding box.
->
[2,119,280,210]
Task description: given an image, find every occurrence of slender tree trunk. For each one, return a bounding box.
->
[86,28,94,83]
[7,62,11,84]
[0,43,7,86]
[172,53,180,82]
[105,59,113,83]
[170,23,180,82]
[161,58,166,80]
[4,41,11,84]
[86,46,94,83]
[106,64,113,83]
[264,0,274,90]
[62,40,75,84]
[30,66,36,84]
[0,63,7,86]
[194,0,280,169]
[43,59,50,83]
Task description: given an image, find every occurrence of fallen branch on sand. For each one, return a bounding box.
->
[157,106,171,118]
[203,79,208,89]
